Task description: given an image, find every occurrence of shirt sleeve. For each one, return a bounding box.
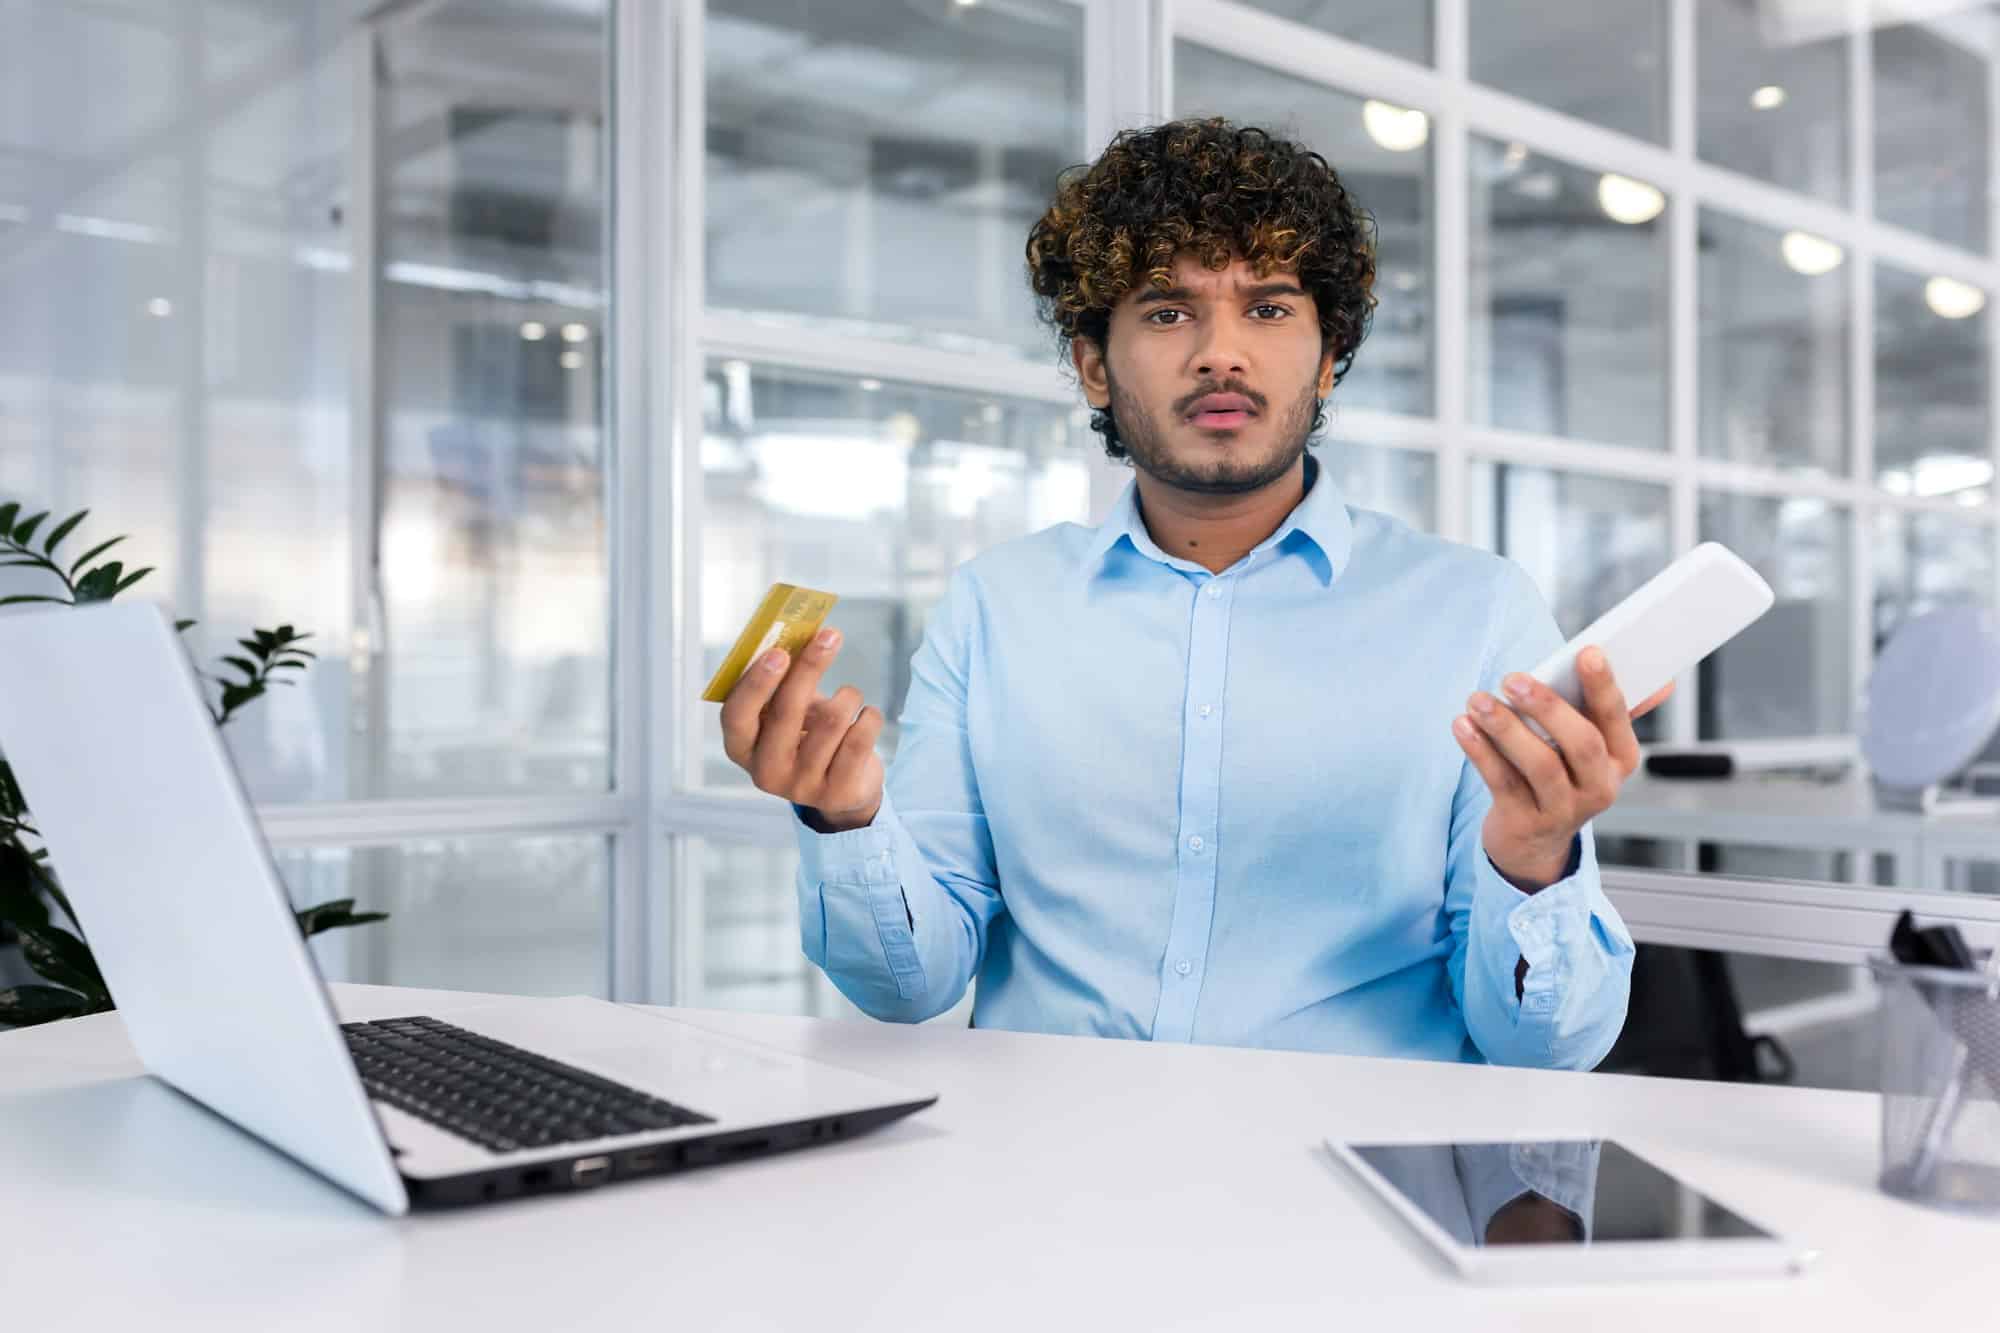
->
[789,566,1005,1022]
[1442,563,1636,1071]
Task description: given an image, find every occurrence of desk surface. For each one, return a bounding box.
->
[3,983,1994,1331]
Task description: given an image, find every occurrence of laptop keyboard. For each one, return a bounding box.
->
[342,1015,713,1154]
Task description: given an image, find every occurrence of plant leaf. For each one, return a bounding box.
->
[268,660,308,671]
[0,760,22,819]
[17,922,106,1001]
[297,897,389,936]
[0,838,52,933]
[174,619,196,632]
[0,984,95,1027]
[112,565,153,594]
[67,535,124,578]
[0,502,18,535]
[10,511,48,545]
[41,510,87,557]
[238,638,269,661]
[0,595,69,608]
[0,558,52,569]
[221,655,260,680]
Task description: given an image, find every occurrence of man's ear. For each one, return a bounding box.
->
[1316,345,1336,399]
[1072,335,1110,409]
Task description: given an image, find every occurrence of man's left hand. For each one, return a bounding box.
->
[1451,647,1673,892]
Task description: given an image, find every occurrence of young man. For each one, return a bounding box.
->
[720,118,1669,1069]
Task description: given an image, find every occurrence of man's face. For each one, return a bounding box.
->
[1074,253,1336,496]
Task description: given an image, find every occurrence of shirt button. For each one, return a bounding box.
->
[1175,959,1193,976]
[1188,835,1204,851]
[1199,704,1213,718]
[1205,583,1222,598]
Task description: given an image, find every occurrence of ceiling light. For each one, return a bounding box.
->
[859,378,883,392]
[560,322,590,343]
[1751,85,1787,111]
[144,297,172,318]
[1501,142,1528,169]
[520,320,547,341]
[1362,100,1429,153]
[1596,173,1665,225]
[560,349,584,370]
[1925,275,1986,320]
[1780,230,1844,276]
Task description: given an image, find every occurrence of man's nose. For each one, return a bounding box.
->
[1190,320,1249,380]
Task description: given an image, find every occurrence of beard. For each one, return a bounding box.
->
[1106,366,1320,496]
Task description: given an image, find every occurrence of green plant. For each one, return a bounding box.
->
[0,503,387,1028]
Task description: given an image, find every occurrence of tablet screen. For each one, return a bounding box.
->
[1347,1140,1773,1247]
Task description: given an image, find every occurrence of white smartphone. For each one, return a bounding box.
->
[1520,542,1774,736]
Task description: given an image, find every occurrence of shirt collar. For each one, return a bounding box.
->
[1078,450,1354,587]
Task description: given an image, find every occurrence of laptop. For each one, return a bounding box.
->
[0,602,936,1214]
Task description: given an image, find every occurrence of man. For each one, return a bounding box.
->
[719,118,1668,1069]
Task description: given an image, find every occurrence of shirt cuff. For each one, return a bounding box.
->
[791,791,900,885]
[1473,835,1589,1017]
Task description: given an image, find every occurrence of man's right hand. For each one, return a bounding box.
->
[720,626,886,834]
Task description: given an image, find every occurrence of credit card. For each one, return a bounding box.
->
[701,582,839,702]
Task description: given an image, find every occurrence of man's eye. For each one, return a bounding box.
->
[1251,303,1289,319]
[1147,309,1188,326]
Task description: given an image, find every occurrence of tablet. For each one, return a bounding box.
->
[1326,1138,1816,1284]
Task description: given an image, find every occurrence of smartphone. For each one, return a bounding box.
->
[1520,542,1774,736]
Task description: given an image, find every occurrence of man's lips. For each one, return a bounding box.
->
[1186,393,1257,430]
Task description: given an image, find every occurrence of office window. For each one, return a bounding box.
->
[1318,439,1435,533]
[1232,1,1428,65]
[1699,493,1854,739]
[1698,208,1850,477]
[1696,0,1847,206]
[1470,0,1668,144]
[1468,139,1668,450]
[1465,464,1671,740]
[1874,510,1996,648]
[279,835,611,997]
[697,362,1093,790]
[1174,41,1434,419]
[1875,18,1990,254]
[1875,261,1991,498]
[0,1,613,806]
[704,0,1083,359]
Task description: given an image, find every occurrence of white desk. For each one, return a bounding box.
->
[3,982,1994,1330]
[1600,770,2000,890]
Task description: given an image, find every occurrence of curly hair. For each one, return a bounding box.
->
[1025,117,1378,460]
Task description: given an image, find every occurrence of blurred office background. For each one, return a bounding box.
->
[4,0,2000,1087]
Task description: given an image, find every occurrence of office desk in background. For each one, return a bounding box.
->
[1600,769,2000,892]
[3,983,1997,1330]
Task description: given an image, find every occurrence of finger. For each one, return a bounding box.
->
[1452,714,1532,807]
[1630,679,1675,720]
[1469,691,1572,814]
[1573,648,1641,778]
[749,627,843,784]
[820,706,886,811]
[1497,674,1612,798]
[719,645,793,767]
[795,685,865,788]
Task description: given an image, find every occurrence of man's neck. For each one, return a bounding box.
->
[1132,455,1312,575]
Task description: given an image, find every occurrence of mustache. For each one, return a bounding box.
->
[1175,379,1267,416]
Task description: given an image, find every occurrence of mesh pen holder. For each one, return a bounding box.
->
[1869,955,2000,1214]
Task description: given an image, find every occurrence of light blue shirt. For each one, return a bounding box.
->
[790,451,1634,1069]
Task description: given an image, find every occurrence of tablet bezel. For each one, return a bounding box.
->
[1325,1137,1817,1284]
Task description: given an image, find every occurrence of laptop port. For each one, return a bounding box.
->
[624,1147,661,1173]
[572,1156,612,1187]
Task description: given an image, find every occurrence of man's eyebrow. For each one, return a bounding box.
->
[1130,281,1310,306]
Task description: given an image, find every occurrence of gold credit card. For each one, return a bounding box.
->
[701,582,840,702]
